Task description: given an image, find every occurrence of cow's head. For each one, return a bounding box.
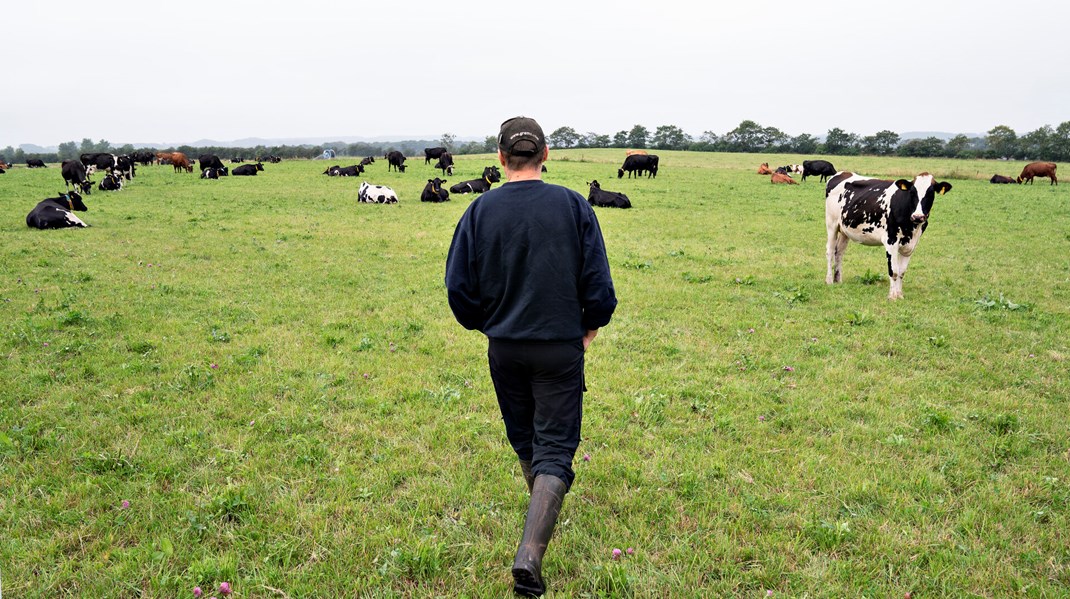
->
[255,162,264,171]
[60,191,88,211]
[398,164,407,173]
[894,174,952,225]
[588,180,601,190]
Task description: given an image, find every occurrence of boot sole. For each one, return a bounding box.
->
[512,566,545,596]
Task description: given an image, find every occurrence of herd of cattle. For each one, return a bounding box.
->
[10,147,1061,301]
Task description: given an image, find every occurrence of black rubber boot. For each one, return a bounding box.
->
[519,460,535,493]
[512,474,567,597]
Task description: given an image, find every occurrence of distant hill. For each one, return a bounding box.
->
[900,131,984,141]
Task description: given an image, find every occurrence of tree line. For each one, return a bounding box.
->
[4,122,1069,164]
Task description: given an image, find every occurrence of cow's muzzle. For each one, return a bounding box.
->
[911,214,927,224]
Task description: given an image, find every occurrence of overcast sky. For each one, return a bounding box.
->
[5,0,1068,148]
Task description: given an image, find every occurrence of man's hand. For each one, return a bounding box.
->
[582,329,598,351]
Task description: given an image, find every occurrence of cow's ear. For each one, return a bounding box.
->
[894,179,911,191]
[936,182,952,195]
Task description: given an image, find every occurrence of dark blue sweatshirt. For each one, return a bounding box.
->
[445,179,617,341]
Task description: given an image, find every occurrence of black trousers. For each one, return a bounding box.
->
[487,338,585,491]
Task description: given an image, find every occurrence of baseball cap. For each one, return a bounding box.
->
[497,116,546,156]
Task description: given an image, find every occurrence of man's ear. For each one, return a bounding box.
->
[497,150,506,167]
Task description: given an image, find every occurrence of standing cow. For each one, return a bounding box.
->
[1017,162,1057,185]
[198,155,229,176]
[433,152,454,176]
[618,154,659,178]
[825,171,951,300]
[61,160,93,194]
[26,192,90,229]
[802,160,837,182]
[386,151,407,173]
[424,147,448,164]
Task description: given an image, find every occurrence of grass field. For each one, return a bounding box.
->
[1,150,1068,597]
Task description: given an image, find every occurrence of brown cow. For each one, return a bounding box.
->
[1017,161,1057,185]
[625,149,648,156]
[170,152,193,173]
[771,172,798,185]
[757,162,773,175]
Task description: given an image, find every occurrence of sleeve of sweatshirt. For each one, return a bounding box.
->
[578,205,618,331]
[444,209,485,331]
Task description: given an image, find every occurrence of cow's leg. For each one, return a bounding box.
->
[826,228,847,284]
[832,233,848,283]
[887,250,911,300]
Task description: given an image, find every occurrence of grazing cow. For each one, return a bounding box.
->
[825,171,952,300]
[61,160,94,194]
[27,159,47,168]
[131,150,156,165]
[99,173,123,190]
[770,172,798,185]
[449,166,502,194]
[420,178,450,202]
[1017,161,1057,185]
[198,155,229,176]
[170,152,193,173]
[386,150,407,173]
[233,162,264,176]
[26,191,89,229]
[358,181,399,204]
[618,154,659,178]
[424,147,448,164]
[433,152,454,176]
[200,168,223,180]
[360,156,375,166]
[757,162,773,175]
[587,180,632,208]
[802,159,837,182]
[990,174,1018,184]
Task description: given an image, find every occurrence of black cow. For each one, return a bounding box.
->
[131,150,156,166]
[420,178,450,202]
[618,154,659,178]
[424,147,448,164]
[0,167,5,174]
[449,166,501,194]
[233,162,264,176]
[802,159,836,182]
[26,192,89,229]
[198,155,229,176]
[257,155,282,163]
[587,180,632,208]
[386,151,407,173]
[232,157,245,163]
[27,159,47,168]
[990,174,1017,184]
[200,168,223,180]
[61,160,93,194]
[433,152,454,176]
[360,156,375,166]
[324,165,363,177]
[99,173,123,190]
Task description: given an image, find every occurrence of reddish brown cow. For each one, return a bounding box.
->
[170,152,192,173]
[757,162,773,175]
[771,172,798,185]
[1017,161,1057,185]
[625,149,649,156]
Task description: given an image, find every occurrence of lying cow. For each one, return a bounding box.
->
[200,168,223,180]
[778,164,802,174]
[62,160,93,194]
[198,154,229,176]
[770,172,798,185]
[26,191,89,229]
[449,166,501,194]
[802,159,837,182]
[27,159,47,168]
[98,173,123,190]
[233,162,264,176]
[757,162,773,175]
[587,180,631,208]
[990,174,1017,184]
[825,171,952,300]
[1017,161,1057,185]
[358,181,398,204]
[420,178,450,202]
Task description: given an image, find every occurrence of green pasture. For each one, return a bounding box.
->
[1,151,1068,597]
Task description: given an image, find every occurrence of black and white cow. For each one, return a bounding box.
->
[587,180,632,208]
[424,146,448,164]
[802,159,836,182]
[332,165,364,177]
[232,162,264,176]
[617,154,659,178]
[200,168,223,180]
[98,173,123,190]
[61,160,93,194]
[449,166,501,194]
[825,171,952,300]
[26,192,89,229]
[358,181,398,204]
[420,178,450,202]
[433,152,454,176]
[198,155,229,176]
[26,159,47,168]
[386,151,407,173]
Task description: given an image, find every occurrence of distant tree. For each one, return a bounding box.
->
[651,125,692,150]
[861,130,900,156]
[57,141,79,161]
[823,128,860,155]
[581,132,611,148]
[762,126,788,152]
[897,137,945,157]
[944,134,970,158]
[1018,125,1054,160]
[723,120,768,152]
[117,143,135,155]
[548,126,580,149]
[612,130,628,147]
[786,133,819,154]
[440,133,457,150]
[985,125,1018,159]
[626,125,649,149]
[1050,121,1070,162]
